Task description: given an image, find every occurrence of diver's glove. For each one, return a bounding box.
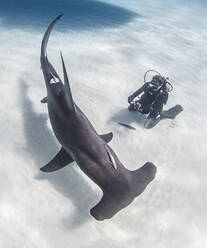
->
[128,95,134,103]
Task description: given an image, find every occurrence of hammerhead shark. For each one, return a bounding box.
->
[40,15,156,220]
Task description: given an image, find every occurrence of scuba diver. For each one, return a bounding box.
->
[128,74,170,119]
[126,70,181,129]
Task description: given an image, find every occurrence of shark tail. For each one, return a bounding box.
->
[41,14,63,61]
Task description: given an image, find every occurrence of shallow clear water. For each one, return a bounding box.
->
[0,1,206,247]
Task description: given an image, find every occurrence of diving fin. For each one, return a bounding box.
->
[40,147,73,172]
[40,97,48,103]
[144,117,160,129]
[160,104,183,119]
[99,132,113,143]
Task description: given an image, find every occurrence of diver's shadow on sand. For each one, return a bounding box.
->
[20,81,99,229]
[108,107,146,129]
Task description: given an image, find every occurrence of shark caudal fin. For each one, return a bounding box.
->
[41,15,64,96]
[60,52,76,112]
[90,162,156,220]
[41,14,63,61]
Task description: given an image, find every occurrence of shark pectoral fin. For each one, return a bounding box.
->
[40,147,73,172]
[40,96,48,103]
[99,132,113,143]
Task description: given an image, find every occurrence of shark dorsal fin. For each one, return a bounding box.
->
[60,52,75,112]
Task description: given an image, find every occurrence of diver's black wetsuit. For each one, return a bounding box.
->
[129,82,168,118]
